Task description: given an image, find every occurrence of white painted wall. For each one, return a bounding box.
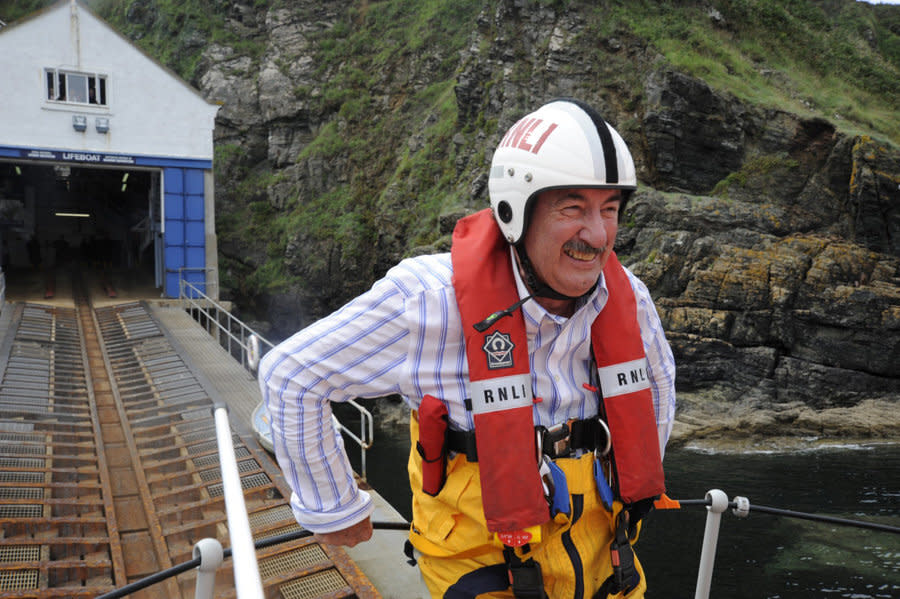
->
[0,0,219,160]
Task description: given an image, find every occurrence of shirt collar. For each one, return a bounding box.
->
[509,247,608,326]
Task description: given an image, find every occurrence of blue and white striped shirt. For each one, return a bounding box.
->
[259,251,676,533]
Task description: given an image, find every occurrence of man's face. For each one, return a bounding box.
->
[522,188,622,303]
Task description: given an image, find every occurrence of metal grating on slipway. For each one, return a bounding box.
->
[190,446,251,468]
[0,569,39,591]
[0,471,44,484]
[280,569,350,599]
[257,544,329,578]
[0,457,45,469]
[0,297,379,598]
[0,487,43,500]
[206,472,271,498]
[91,302,377,598]
[0,546,41,563]
[249,504,296,529]
[0,504,43,518]
[0,303,106,597]
[197,459,261,483]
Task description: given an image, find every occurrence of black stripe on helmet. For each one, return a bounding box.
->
[552,97,619,184]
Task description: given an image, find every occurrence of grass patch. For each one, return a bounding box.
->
[713,154,800,196]
[609,0,900,144]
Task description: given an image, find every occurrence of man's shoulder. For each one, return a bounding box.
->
[384,252,454,296]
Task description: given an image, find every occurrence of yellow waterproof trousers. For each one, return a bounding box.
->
[408,414,647,599]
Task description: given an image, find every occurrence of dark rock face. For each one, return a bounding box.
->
[643,70,747,193]
[623,129,899,438]
[197,2,899,441]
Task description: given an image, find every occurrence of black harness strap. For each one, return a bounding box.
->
[443,564,510,599]
[447,418,609,462]
[440,551,548,599]
[593,512,641,598]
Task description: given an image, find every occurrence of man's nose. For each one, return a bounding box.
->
[580,211,608,247]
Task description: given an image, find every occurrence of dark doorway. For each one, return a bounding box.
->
[0,161,160,303]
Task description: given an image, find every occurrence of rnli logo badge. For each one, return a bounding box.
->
[482,331,514,370]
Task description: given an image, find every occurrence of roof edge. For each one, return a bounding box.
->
[1,0,220,111]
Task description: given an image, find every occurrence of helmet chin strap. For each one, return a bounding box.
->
[514,245,597,302]
[470,244,597,332]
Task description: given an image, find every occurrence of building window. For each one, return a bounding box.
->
[45,69,107,105]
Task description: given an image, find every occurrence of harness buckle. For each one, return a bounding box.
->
[541,421,571,459]
[608,512,640,594]
[507,556,549,599]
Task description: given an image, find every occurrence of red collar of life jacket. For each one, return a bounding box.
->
[451,209,665,534]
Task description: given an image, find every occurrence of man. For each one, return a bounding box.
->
[260,98,676,598]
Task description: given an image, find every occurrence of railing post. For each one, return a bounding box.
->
[192,538,223,599]
[695,489,729,599]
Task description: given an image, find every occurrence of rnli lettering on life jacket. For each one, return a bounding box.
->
[469,374,532,415]
[596,357,651,398]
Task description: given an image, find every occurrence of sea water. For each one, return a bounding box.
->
[637,443,899,598]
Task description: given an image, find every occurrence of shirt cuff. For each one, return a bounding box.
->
[288,489,375,534]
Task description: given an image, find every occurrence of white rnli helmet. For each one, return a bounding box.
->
[488,99,637,244]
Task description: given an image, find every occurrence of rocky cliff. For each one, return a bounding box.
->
[112,0,900,444]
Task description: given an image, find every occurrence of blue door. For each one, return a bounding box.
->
[163,167,206,297]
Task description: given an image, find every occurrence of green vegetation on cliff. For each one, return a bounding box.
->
[2,0,897,305]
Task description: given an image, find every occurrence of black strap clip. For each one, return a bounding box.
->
[609,513,640,594]
[504,547,549,599]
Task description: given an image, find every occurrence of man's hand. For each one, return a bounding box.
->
[313,516,373,547]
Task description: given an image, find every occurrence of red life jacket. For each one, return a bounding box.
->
[451,209,665,534]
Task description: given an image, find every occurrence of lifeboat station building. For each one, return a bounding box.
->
[0,0,220,300]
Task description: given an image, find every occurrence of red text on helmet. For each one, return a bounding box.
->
[499,118,559,155]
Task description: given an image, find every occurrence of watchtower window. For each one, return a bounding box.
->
[45,69,107,106]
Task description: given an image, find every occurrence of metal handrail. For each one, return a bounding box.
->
[176,265,220,302]
[178,274,274,373]
[212,405,264,598]
[177,276,375,479]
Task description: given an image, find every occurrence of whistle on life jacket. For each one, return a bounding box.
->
[416,394,449,496]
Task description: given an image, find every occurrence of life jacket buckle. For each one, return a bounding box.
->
[509,560,548,599]
[539,421,572,459]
